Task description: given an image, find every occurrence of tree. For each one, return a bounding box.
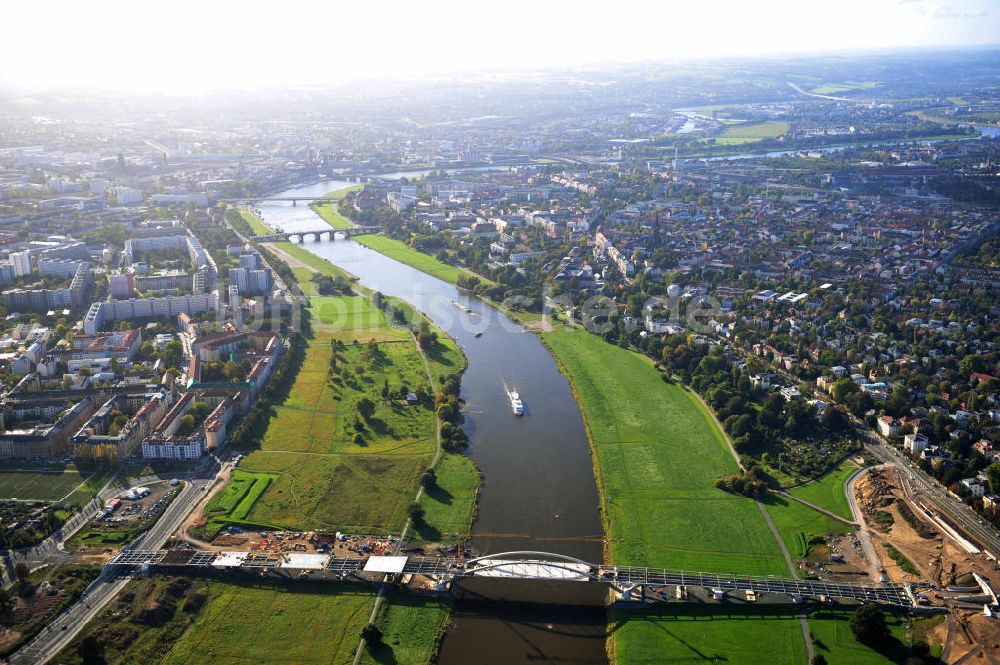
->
[811,655,828,665]
[831,377,860,403]
[357,397,376,422]
[176,414,197,436]
[986,462,1000,494]
[822,405,849,433]
[78,634,104,665]
[421,468,437,490]
[849,603,889,645]
[361,623,382,645]
[959,354,987,376]
[13,562,28,583]
[407,502,426,526]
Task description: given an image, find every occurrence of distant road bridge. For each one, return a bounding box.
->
[222,196,349,206]
[108,549,915,607]
[251,226,382,243]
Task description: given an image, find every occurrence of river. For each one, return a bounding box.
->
[256,181,609,665]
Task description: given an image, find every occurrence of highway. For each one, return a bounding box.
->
[8,460,217,665]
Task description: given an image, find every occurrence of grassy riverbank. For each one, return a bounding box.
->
[237,207,272,235]
[353,234,496,287]
[311,185,363,229]
[540,327,899,665]
[541,328,787,575]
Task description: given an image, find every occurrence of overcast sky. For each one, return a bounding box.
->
[3,0,999,92]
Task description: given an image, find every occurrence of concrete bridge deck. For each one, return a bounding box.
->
[109,549,914,607]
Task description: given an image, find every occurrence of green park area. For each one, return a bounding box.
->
[714,120,791,145]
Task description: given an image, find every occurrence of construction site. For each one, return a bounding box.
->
[850,465,1000,661]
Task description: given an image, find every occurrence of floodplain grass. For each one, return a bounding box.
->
[353,234,496,287]
[760,493,852,559]
[415,452,479,543]
[0,464,94,502]
[241,447,427,533]
[312,201,357,229]
[231,238,466,535]
[161,580,374,665]
[786,460,858,520]
[807,610,906,665]
[360,594,449,665]
[540,329,787,577]
[611,604,808,665]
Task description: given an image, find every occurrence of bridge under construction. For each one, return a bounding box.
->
[109,549,915,607]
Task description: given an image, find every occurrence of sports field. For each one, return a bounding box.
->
[0,465,94,502]
[541,329,787,576]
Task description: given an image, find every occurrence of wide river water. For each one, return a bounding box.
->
[256,180,609,664]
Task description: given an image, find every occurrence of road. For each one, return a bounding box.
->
[8,460,218,665]
[844,465,883,581]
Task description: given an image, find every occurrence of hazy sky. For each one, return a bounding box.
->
[3,0,999,92]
